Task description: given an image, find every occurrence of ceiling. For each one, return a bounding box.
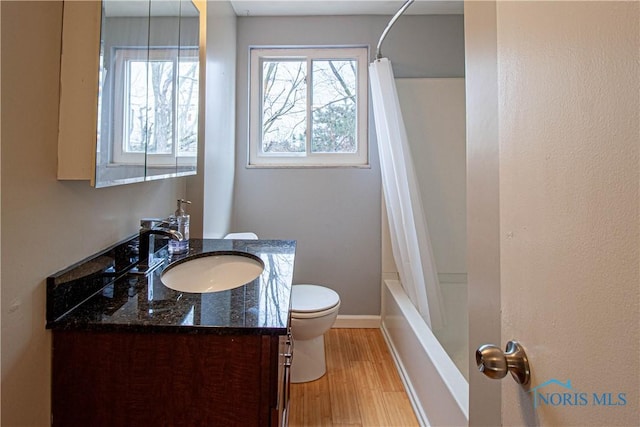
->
[228,0,463,17]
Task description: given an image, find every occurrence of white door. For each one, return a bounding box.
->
[466,2,639,426]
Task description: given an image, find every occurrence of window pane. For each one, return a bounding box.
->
[125,60,149,153]
[311,60,357,153]
[261,60,307,153]
[146,60,174,155]
[177,59,199,156]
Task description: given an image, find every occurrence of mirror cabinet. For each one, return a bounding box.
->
[57,0,201,188]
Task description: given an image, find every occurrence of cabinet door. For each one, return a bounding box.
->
[96,0,151,186]
[58,0,200,188]
[52,331,266,426]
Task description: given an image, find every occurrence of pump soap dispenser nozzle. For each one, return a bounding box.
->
[175,199,191,214]
[169,199,191,255]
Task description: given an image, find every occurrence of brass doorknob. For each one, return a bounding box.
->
[476,340,530,386]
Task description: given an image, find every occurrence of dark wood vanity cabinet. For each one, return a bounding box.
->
[52,330,292,427]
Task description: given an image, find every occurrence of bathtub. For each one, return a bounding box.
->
[381,279,468,426]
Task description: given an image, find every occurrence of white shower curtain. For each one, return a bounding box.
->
[370,58,444,330]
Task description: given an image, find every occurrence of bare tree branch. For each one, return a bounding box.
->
[328,60,353,99]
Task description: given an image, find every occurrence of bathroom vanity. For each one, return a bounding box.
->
[47,238,295,426]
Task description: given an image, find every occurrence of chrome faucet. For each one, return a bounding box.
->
[136,218,184,273]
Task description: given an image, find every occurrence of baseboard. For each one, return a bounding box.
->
[332,315,381,328]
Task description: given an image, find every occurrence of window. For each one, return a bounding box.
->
[112,47,199,165]
[249,47,369,167]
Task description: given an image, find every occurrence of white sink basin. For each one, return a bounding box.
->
[160,252,264,293]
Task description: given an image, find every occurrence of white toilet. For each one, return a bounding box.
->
[223,232,259,240]
[290,284,340,383]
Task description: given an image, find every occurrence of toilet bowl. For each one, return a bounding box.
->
[290,284,340,383]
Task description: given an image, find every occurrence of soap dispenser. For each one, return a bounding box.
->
[169,199,191,255]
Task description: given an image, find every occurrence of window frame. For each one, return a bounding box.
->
[248,46,369,168]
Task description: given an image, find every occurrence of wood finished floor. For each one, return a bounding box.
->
[289,328,419,427]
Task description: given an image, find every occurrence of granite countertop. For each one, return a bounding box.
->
[46,237,296,335]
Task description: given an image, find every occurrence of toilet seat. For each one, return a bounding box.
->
[291,284,340,318]
[291,303,340,319]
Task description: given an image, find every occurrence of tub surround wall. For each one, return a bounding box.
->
[395,78,467,279]
[234,15,465,316]
[1,2,185,425]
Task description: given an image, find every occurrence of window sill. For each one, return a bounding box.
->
[245,163,371,169]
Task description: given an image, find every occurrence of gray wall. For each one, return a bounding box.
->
[234,15,464,315]
[189,1,237,239]
[1,2,185,424]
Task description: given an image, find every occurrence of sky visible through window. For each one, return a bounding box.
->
[261,58,357,155]
[123,53,198,157]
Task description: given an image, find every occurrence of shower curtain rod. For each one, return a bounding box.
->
[375,0,415,60]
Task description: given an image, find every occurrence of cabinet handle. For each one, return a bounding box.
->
[285,331,294,366]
